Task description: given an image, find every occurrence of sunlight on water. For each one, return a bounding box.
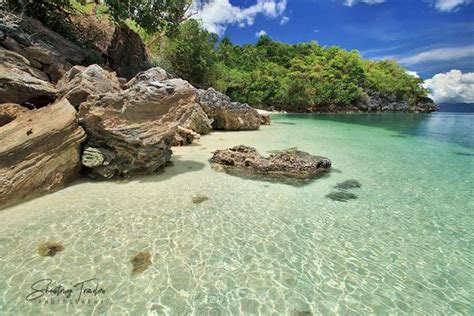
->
[0,113,473,315]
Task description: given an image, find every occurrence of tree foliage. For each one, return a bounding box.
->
[104,0,192,34]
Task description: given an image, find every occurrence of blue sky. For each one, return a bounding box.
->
[194,0,474,102]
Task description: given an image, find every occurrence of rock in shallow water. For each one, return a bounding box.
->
[37,241,65,257]
[326,191,358,202]
[334,179,361,190]
[210,145,331,183]
[131,252,152,275]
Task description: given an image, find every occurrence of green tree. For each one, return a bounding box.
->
[161,19,218,88]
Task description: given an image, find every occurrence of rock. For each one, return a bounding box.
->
[127,68,213,136]
[326,191,357,202]
[210,145,331,181]
[77,78,199,178]
[0,103,28,127]
[360,90,439,113]
[57,64,121,108]
[37,241,65,257]
[0,99,86,207]
[131,251,152,275]
[192,195,209,204]
[173,126,200,146]
[0,47,57,107]
[0,16,88,82]
[107,24,153,80]
[334,179,361,190]
[197,88,260,131]
[125,67,172,88]
[257,109,271,125]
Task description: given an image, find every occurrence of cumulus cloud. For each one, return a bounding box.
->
[255,30,267,37]
[406,71,420,78]
[193,0,287,35]
[398,45,474,65]
[344,0,385,6]
[280,16,290,25]
[432,0,472,12]
[423,70,474,103]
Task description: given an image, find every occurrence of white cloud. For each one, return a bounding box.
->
[193,0,287,35]
[423,70,474,103]
[432,0,472,12]
[344,0,385,6]
[406,71,420,78]
[255,30,267,37]
[398,45,474,65]
[280,16,290,25]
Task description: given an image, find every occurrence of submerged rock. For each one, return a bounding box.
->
[0,99,85,207]
[210,145,331,182]
[197,88,260,131]
[173,126,200,146]
[131,251,152,275]
[326,191,357,202]
[334,179,361,190]
[192,195,209,204]
[37,242,65,257]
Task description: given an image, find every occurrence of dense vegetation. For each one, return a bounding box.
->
[4,0,429,111]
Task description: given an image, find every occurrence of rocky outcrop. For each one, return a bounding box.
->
[257,109,271,125]
[77,77,199,178]
[0,103,28,126]
[0,16,88,82]
[210,145,331,182]
[57,64,121,108]
[357,91,439,113]
[0,50,58,107]
[197,88,260,131]
[107,24,152,80]
[0,98,85,207]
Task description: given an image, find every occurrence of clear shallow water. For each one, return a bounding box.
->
[0,112,473,315]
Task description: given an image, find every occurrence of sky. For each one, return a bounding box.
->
[193,0,474,103]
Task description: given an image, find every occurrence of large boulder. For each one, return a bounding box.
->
[77,78,199,178]
[0,47,57,107]
[0,16,88,82]
[257,109,271,125]
[0,99,86,207]
[210,145,331,183]
[57,64,121,108]
[107,24,152,80]
[197,88,260,131]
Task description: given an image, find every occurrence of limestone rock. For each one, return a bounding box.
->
[107,24,152,80]
[125,67,172,89]
[173,126,201,146]
[57,64,121,108]
[197,88,260,131]
[0,16,88,82]
[257,109,271,125]
[0,103,28,126]
[210,145,331,182]
[78,78,199,178]
[0,99,86,207]
[0,51,57,107]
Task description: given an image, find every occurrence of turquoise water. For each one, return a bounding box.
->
[0,112,473,315]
